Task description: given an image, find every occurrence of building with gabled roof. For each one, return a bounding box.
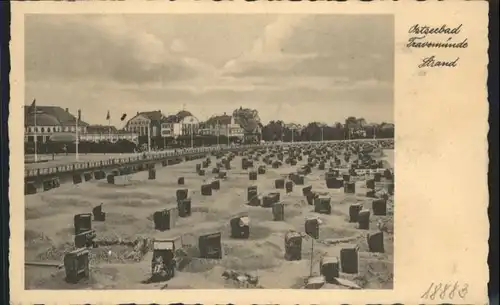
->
[205,113,233,127]
[160,110,200,138]
[124,110,167,138]
[86,124,118,134]
[24,106,89,127]
[80,125,139,144]
[199,112,244,139]
[24,105,89,144]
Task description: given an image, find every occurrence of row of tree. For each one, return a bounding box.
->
[208,108,394,142]
[260,117,395,142]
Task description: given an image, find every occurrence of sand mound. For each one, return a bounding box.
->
[31,236,153,265]
[178,240,284,273]
[35,242,75,262]
[191,206,232,222]
[221,243,282,271]
[25,230,60,261]
[25,206,53,220]
[180,258,218,273]
[95,223,154,243]
[352,259,394,289]
[375,216,394,234]
[191,206,210,213]
[96,190,164,201]
[114,198,164,208]
[104,213,143,225]
[25,230,49,242]
[246,206,302,222]
[320,227,359,240]
[91,237,152,264]
[247,225,272,240]
[54,227,75,239]
[44,195,93,209]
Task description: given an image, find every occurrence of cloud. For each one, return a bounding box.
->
[170,39,187,53]
[25,14,394,127]
[222,15,312,76]
[25,15,214,84]
[221,15,394,82]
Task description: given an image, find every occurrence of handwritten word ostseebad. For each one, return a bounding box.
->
[407,24,467,68]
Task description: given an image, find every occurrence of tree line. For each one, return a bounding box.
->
[260,117,395,142]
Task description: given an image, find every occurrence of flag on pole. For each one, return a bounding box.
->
[76,109,81,161]
[28,99,37,114]
[29,99,39,162]
[106,110,112,141]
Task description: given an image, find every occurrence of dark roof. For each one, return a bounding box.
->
[138,111,165,122]
[25,113,61,126]
[24,105,89,126]
[86,125,118,134]
[161,111,198,124]
[176,110,193,119]
[206,114,232,126]
[380,123,395,130]
[163,114,181,124]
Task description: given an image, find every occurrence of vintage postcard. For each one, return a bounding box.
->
[9,1,489,304]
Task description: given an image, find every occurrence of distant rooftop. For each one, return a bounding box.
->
[25,105,89,127]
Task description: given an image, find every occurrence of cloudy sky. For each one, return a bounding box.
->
[25,14,394,127]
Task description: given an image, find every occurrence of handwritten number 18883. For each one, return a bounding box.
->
[421,282,469,301]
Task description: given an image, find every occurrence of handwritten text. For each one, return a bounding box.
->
[421,282,469,301]
[407,24,467,69]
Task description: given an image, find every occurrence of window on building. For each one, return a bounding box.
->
[47,127,51,133]
[41,127,45,133]
[27,136,34,143]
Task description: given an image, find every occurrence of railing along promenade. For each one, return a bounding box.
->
[24,138,393,179]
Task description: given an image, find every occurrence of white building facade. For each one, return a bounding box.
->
[160,115,200,138]
[199,115,244,138]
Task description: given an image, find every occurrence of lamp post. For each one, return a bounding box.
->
[190,124,194,148]
[217,120,220,147]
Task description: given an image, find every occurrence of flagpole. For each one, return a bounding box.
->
[217,120,220,147]
[76,112,79,161]
[108,114,111,142]
[34,101,38,162]
[190,124,194,148]
[147,125,151,153]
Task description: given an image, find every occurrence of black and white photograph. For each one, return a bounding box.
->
[23,13,395,290]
